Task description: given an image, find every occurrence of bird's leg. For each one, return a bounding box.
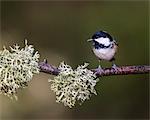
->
[111,58,118,70]
[95,59,104,76]
[98,60,102,69]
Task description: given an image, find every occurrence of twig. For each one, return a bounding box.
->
[38,61,150,77]
[38,60,60,75]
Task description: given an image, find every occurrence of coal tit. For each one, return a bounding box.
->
[87,30,118,68]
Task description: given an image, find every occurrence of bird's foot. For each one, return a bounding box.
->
[95,65,104,76]
[98,65,102,69]
[111,63,118,71]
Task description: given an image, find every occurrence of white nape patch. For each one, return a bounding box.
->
[95,37,110,46]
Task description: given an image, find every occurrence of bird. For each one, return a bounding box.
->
[87,30,118,69]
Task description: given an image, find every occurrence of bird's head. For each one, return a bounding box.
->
[87,31,114,49]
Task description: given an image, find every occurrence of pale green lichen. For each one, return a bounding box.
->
[49,62,98,108]
[0,40,40,100]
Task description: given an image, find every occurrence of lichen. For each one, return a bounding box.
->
[0,40,40,100]
[49,62,98,108]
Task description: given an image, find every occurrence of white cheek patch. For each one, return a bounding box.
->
[95,37,110,46]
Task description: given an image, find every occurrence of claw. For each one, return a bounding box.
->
[112,63,118,70]
[95,65,104,76]
[98,65,102,69]
[95,60,104,76]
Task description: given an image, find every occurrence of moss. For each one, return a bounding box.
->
[0,40,40,100]
[49,62,98,108]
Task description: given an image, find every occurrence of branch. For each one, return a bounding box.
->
[92,65,150,77]
[39,60,60,75]
[38,61,150,77]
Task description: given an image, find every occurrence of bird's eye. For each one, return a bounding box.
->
[99,44,105,48]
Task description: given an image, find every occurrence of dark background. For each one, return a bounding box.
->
[0,1,149,120]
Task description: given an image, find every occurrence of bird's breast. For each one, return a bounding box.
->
[93,46,117,61]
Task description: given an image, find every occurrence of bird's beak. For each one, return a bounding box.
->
[87,39,93,42]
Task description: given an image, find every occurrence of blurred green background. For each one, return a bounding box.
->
[0,1,149,120]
